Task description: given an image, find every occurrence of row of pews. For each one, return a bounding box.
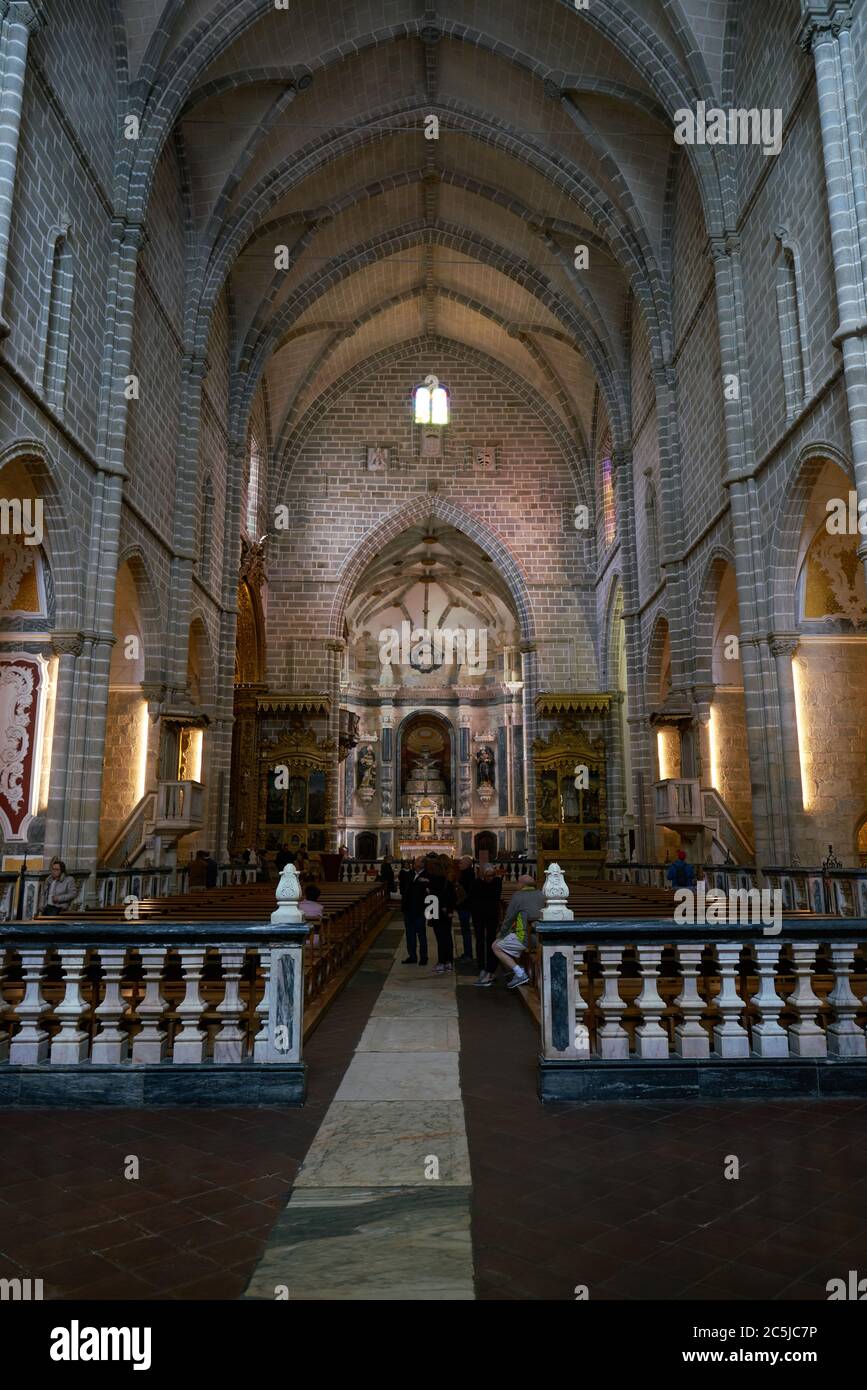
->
[17,879,390,1046]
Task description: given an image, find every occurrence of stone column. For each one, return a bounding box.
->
[325,640,344,850]
[42,632,82,861]
[614,447,654,859]
[379,703,393,820]
[800,2,867,584]
[457,707,471,828]
[520,642,538,855]
[652,367,694,692]
[770,635,804,860]
[62,220,142,902]
[606,691,626,859]
[709,235,788,867]
[165,353,209,700]
[0,1,43,338]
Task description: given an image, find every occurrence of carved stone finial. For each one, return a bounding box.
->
[542,862,574,920]
[271,863,305,924]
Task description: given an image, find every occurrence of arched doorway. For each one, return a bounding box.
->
[475,830,497,862]
[356,831,378,861]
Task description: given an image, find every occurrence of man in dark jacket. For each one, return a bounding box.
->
[455,855,476,960]
[402,856,432,965]
[470,864,503,985]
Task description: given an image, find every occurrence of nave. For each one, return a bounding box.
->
[2,909,866,1302]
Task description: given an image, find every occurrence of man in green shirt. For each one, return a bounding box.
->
[490,874,545,988]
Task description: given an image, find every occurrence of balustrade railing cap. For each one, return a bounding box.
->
[535,917,867,942]
[1,920,311,945]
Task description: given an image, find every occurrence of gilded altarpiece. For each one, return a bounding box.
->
[258,724,334,853]
[229,572,267,851]
[533,716,607,874]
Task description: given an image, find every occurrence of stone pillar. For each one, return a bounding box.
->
[63,220,142,902]
[606,691,626,859]
[709,235,788,867]
[457,707,471,825]
[0,1,42,338]
[325,639,344,850]
[614,447,654,859]
[520,642,538,855]
[770,635,804,859]
[165,353,209,699]
[379,703,393,820]
[800,2,867,584]
[42,632,82,861]
[652,367,693,692]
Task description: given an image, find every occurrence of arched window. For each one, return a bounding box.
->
[40,226,74,413]
[775,226,811,421]
[414,382,449,425]
[602,454,616,547]
[246,435,260,535]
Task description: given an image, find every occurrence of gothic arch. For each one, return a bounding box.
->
[692,547,737,688]
[115,545,164,688]
[0,439,82,632]
[769,442,854,632]
[329,496,535,646]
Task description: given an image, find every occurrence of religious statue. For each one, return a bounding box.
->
[357,744,376,789]
[475,745,495,788]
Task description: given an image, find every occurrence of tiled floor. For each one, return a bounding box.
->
[0,932,395,1300]
[2,918,867,1301]
[456,969,867,1301]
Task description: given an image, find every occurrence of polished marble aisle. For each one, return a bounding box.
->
[244,920,475,1299]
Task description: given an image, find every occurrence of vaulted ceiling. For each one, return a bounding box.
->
[117,0,736,482]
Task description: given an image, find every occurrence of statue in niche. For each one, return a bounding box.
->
[475,745,495,788]
[356,744,377,803]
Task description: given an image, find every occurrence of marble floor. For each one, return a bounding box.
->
[244,935,475,1300]
[3,914,867,1301]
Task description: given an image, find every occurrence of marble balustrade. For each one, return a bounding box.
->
[339,857,538,882]
[0,922,309,1086]
[537,919,867,1098]
[606,864,867,917]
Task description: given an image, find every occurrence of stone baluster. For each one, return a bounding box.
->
[711,943,750,1058]
[131,947,168,1062]
[574,950,590,1057]
[787,941,827,1057]
[596,946,629,1059]
[214,947,246,1064]
[172,948,207,1063]
[673,944,710,1058]
[50,948,90,1063]
[253,946,272,1061]
[91,947,130,1063]
[750,940,789,1058]
[8,949,49,1062]
[826,942,866,1057]
[634,945,669,1059]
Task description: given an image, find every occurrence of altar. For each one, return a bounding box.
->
[398,840,456,859]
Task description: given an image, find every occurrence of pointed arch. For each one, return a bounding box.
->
[329,496,535,644]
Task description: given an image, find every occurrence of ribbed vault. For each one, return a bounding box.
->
[114,0,737,495]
